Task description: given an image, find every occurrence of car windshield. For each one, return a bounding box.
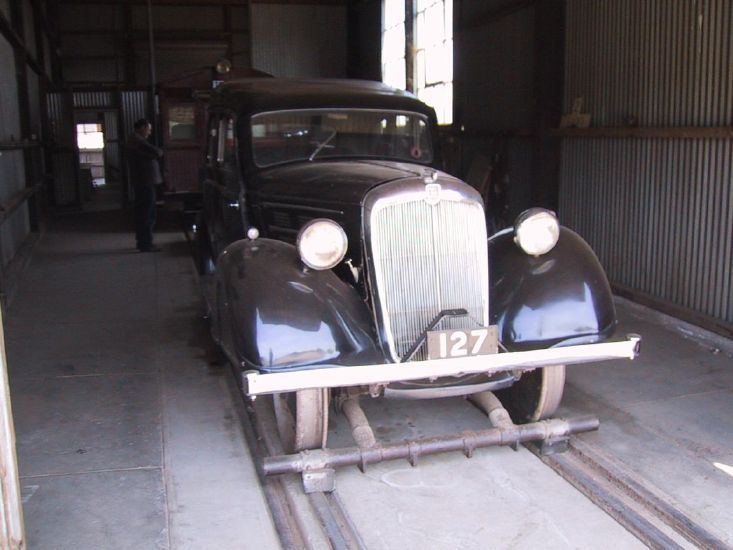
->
[250,109,433,167]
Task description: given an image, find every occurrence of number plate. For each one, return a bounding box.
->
[427,326,499,360]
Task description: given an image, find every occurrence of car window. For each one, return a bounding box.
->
[250,109,433,167]
[217,116,237,169]
[167,104,196,141]
[206,116,218,166]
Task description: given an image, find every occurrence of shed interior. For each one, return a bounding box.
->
[0,0,731,547]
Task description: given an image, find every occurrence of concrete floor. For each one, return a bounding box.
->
[4,204,279,549]
[4,195,733,548]
[329,298,733,548]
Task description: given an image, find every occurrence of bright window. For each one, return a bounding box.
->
[381,0,453,125]
[381,0,406,90]
[76,123,104,150]
[414,0,453,124]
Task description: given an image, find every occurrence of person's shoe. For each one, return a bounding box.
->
[139,246,162,252]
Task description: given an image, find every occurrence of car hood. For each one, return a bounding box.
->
[249,160,432,207]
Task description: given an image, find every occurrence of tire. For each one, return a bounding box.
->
[272,388,329,452]
[495,365,566,423]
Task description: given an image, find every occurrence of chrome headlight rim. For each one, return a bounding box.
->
[297,218,348,270]
[514,208,560,256]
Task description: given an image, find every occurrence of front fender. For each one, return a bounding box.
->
[488,227,616,350]
[216,238,383,373]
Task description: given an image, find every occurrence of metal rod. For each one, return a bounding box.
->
[341,397,376,449]
[146,0,158,144]
[263,416,600,476]
[468,391,514,429]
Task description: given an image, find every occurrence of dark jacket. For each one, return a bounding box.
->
[126,133,163,187]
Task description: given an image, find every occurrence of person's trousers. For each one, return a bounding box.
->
[134,184,157,250]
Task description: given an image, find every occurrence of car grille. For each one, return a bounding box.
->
[369,188,489,361]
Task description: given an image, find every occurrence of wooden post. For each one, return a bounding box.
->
[0,305,25,549]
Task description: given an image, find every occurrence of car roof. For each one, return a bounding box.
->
[208,78,437,120]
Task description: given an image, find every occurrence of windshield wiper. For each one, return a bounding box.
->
[309,128,337,161]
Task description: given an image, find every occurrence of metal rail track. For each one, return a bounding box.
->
[185,228,727,550]
[527,438,730,550]
[223,366,366,550]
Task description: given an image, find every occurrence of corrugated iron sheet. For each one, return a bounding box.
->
[73,91,113,109]
[560,139,732,323]
[251,4,347,77]
[565,0,733,127]
[121,91,148,137]
[47,92,79,206]
[561,0,733,325]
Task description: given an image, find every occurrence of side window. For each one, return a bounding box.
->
[216,116,236,168]
[206,116,218,166]
[167,104,196,141]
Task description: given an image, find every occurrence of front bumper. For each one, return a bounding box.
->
[243,334,641,396]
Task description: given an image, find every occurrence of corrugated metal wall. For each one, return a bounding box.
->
[251,4,347,78]
[47,92,78,206]
[455,1,537,221]
[560,0,733,326]
[0,33,31,267]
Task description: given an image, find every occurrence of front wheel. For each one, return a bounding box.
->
[495,365,566,423]
[272,389,329,452]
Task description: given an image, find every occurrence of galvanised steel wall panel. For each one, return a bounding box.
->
[560,139,732,324]
[0,36,30,266]
[561,0,733,327]
[251,4,347,78]
[47,92,79,206]
[121,91,148,138]
[103,110,120,182]
[458,4,535,133]
[565,0,733,126]
[73,91,114,109]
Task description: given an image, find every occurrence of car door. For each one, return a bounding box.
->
[201,113,225,255]
[217,114,246,246]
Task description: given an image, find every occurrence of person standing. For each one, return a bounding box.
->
[127,119,163,252]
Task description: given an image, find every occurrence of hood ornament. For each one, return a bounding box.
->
[423,169,439,185]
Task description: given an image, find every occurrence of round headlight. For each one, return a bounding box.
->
[297,219,348,270]
[514,208,560,256]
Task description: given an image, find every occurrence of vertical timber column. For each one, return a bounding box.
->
[0,305,25,549]
[404,0,414,92]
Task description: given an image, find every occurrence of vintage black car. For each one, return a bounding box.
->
[198,78,639,454]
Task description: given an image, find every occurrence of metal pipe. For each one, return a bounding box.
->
[468,391,514,429]
[146,0,158,144]
[263,416,600,476]
[341,397,376,449]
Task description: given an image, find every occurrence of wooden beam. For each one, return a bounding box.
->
[550,127,733,139]
[56,0,346,5]
[0,9,46,77]
[0,185,44,225]
[0,141,42,151]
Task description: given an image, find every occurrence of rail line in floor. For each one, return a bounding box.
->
[530,438,728,550]
[185,228,726,550]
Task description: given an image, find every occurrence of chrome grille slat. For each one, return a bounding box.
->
[369,187,489,361]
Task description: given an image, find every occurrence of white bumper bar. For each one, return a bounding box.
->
[243,335,641,396]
